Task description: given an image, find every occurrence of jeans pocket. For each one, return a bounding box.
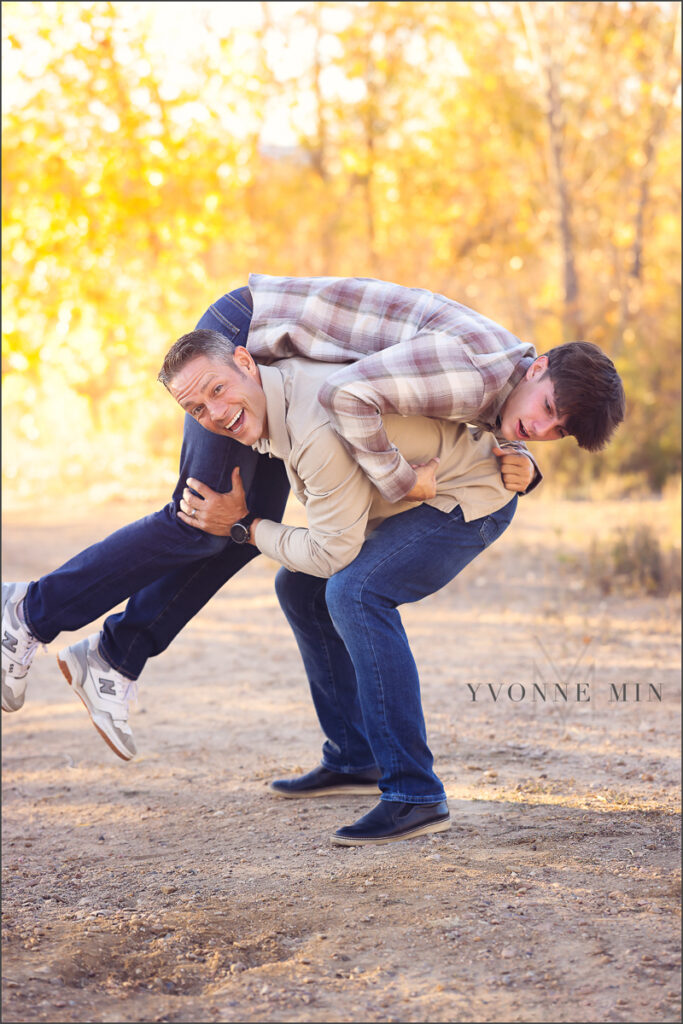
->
[477,496,518,547]
[478,515,500,547]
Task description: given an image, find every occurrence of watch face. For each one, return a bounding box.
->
[230,522,249,544]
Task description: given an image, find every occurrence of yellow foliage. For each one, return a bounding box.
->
[1,0,680,505]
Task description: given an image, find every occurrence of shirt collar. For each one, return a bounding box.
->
[252,363,291,459]
[478,354,534,430]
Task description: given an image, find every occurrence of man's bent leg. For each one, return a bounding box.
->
[325,498,518,805]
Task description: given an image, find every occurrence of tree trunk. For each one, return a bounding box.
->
[519,2,582,340]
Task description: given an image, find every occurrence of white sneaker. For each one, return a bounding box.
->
[2,582,44,712]
[58,634,137,761]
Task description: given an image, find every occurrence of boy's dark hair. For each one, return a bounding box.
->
[158,329,238,389]
[544,342,625,451]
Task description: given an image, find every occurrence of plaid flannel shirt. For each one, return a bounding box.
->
[246,274,539,502]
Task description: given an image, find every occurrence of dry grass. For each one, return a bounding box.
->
[505,477,682,599]
[587,524,681,597]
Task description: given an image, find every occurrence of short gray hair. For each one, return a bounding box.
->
[158,329,237,389]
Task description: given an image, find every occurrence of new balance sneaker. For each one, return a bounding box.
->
[2,582,44,712]
[57,634,137,761]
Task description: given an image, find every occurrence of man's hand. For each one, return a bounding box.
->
[178,468,249,535]
[404,457,440,502]
[492,447,535,493]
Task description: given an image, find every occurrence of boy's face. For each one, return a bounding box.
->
[168,347,268,445]
[499,356,569,443]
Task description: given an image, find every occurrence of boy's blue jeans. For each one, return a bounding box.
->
[23,287,290,679]
[275,497,517,803]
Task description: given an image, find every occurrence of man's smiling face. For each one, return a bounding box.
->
[168,346,268,445]
[498,355,570,443]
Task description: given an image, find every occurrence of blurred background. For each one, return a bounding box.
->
[2,1,680,516]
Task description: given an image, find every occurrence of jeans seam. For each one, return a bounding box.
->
[227,288,253,315]
[207,303,240,335]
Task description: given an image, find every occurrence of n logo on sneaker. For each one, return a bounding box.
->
[98,677,117,695]
[3,631,18,653]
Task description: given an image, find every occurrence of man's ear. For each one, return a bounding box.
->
[233,346,257,376]
[527,354,549,380]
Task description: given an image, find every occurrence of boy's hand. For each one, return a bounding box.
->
[492,447,535,492]
[178,468,249,534]
[405,458,440,501]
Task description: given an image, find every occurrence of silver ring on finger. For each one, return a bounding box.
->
[191,508,197,518]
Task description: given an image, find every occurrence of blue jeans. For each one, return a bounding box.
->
[23,287,290,679]
[275,497,518,803]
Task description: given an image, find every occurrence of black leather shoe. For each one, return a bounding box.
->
[331,799,450,846]
[270,764,382,799]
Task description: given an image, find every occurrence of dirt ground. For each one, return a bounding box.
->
[2,493,681,1024]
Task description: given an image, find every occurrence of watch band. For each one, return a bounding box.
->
[230,512,255,544]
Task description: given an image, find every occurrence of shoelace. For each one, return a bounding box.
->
[19,634,47,665]
[110,675,139,711]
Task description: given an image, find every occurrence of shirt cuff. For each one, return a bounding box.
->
[252,518,282,561]
[522,454,543,494]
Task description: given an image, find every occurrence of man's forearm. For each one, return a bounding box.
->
[251,518,364,578]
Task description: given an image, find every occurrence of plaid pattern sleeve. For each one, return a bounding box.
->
[316,337,488,501]
[247,274,537,502]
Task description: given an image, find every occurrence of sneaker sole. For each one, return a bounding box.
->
[270,783,382,799]
[330,815,451,846]
[2,663,27,712]
[57,654,134,762]
[2,685,26,713]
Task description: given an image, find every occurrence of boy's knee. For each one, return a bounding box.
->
[183,524,231,558]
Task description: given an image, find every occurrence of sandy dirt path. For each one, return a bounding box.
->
[2,495,680,1023]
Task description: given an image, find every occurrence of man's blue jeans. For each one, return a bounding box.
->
[274,497,518,804]
[23,287,290,679]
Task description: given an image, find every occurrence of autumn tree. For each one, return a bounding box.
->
[2,1,680,501]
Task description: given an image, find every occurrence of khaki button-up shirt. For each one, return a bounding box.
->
[252,359,513,578]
